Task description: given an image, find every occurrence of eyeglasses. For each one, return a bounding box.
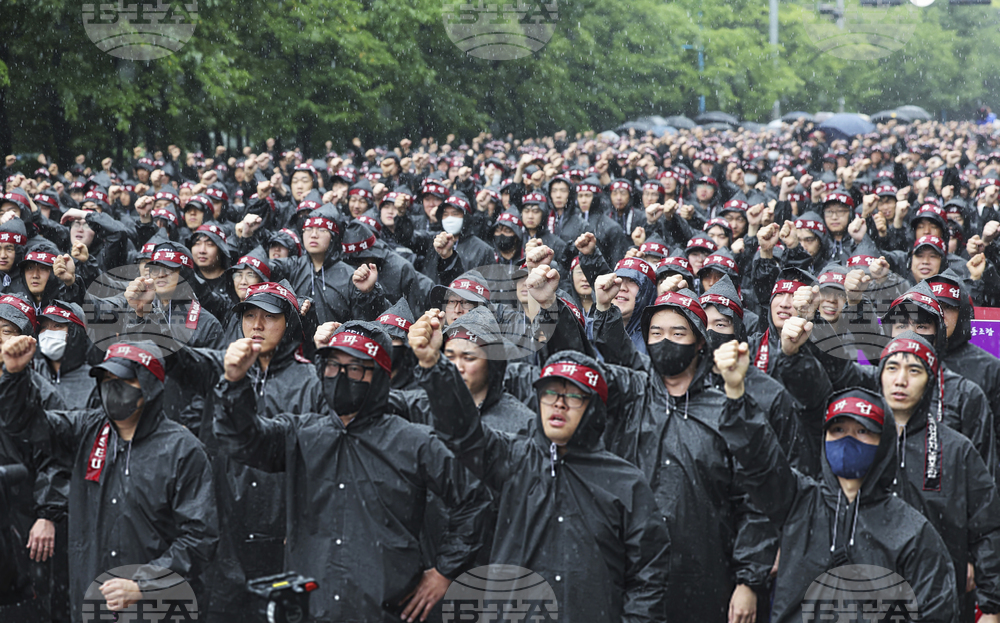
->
[324,360,374,381]
[147,264,177,278]
[446,299,477,312]
[825,208,851,217]
[539,389,587,409]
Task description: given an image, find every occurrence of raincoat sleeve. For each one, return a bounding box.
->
[214,375,291,473]
[955,381,997,482]
[622,478,672,623]
[592,306,648,371]
[717,393,808,529]
[579,248,613,290]
[416,434,492,580]
[34,213,70,251]
[414,356,516,492]
[961,441,1000,614]
[774,348,834,418]
[85,210,130,272]
[131,442,219,594]
[349,282,391,322]
[0,367,87,459]
[730,487,779,592]
[803,321,879,391]
[751,255,780,309]
[899,520,959,623]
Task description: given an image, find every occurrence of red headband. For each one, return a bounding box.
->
[890,291,942,315]
[703,254,738,274]
[348,187,373,199]
[103,343,165,382]
[378,313,412,332]
[245,281,299,312]
[150,249,193,268]
[686,237,718,253]
[42,304,86,329]
[795,218,827,235]
[848,255,877,268]
[881,337,939,375]
[913,235,946,255]
[653,291,708,327]
[342,235,377,254]
[819,271,846,286]
[639,241,668,257]
[772,279,807,296]
[609,180,631,191]
[449,277,491,301]
[928,281,961,304]
[0,295,37,330]
[615,258,655,283]
[496,212,523,230]
[24,251,57,266]
[540,361,608,404]
[824,396,885,427]
[236,255,271,279]
[152,208,178,225]
[357,215,383,233]
[446,195,472,213]
[195,223,228,244]
[658,256,691,273]
[326,331,391,373]
[576,183,601,194]
[700,293,744,319]
[302,216,340,235]
[560,297,586,327]
[0,231,26,246]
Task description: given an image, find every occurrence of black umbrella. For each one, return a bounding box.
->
[781,111,816,123]
[896,105,932,121]
[695,111,739,126]
[871,109,909,123]
[699,122,735,131]
[616,120,655,134]
[663,115,696,130]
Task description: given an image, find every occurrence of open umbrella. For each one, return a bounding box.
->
[616,120,655,135]
[696,111,740,126]
[781,111,816,123]
[818,113,876,141]
[739,122,766,132]
[598,130,620,142]
[663,115,696,130]
[637,115,671,127]
[895,105,932,121]
[649,125,678,137]
[871,109,909,123]
[699,122,735,131]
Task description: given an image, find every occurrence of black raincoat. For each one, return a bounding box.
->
[415,349,672,623]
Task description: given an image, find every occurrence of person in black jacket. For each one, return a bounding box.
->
[712,339,958,622]
[31,300,95,409]
[409,308,672,623]
[0,338,219,623]
[215,320,489,623]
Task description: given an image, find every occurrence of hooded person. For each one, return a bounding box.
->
[698,275,813,474]
[208,245,275,341]
[124,241,225,434]
[13,238,78,314]
[186,223,233,320]
[819,190,856,261]
[58,203,130,284]
[376,297,419,390]
[516,191,567,263]
[748,266,817,377]
[214,320,491,623]
[413,326,672,622]
[0,218,29,292]
[412,191,494,274]
[605,257,658,355]
[931,269,1000,435]
[340,219,461,317]
[266,227,303,260]
[345,178,375,220]
[560,280,778,622]
[31,300,95,409]
[715,379,958,622]
[557,175,631,265]
[270,204,389,325]
[1,188,38,234]
[0,338,219,623]
[389,306,534,435]
[810,280,997,480]
[875,331,1000,622]
[490,209,527,266]
[605,178,645,241]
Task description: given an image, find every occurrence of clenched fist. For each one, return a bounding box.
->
[409,310,445,368]
[2,335,36,374]
[224,338,261,382]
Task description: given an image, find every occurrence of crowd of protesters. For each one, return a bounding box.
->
[2,117,1000,622]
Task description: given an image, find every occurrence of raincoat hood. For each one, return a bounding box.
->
[531,350,608,454]
[929,268,973,352]
[234,279,306,372]
[443,306,511,412]
[315,320,392,426]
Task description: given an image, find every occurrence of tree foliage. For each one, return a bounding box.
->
[2,0,1000,160]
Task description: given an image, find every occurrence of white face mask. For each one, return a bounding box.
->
[38,329,67,361]
[745,173,758,185]
[442,216,464,235]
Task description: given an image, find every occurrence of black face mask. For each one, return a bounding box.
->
[495,234,519,252]
[647,338,700,377]
[323,375,369,417]
[100,379,144,421]
[391,345,408,372]
[705,329,733,353]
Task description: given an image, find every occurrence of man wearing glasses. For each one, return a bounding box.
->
[409,307,671,622]
[429,270,491,327]
[216,320,489,623]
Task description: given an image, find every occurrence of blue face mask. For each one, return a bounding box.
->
[825,435,879,479]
